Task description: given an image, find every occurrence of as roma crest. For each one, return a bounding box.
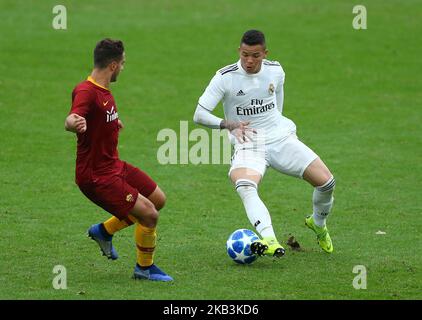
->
[126,194,134,202]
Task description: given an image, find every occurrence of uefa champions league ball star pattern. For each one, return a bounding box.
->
[226,229,259,264]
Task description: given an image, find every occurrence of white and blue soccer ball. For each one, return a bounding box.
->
[226,229,259,264]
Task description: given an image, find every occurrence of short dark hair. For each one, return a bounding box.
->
[94,38,124,68]
[240,30,266,47]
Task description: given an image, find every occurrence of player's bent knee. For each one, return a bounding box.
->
[304,159,333,187]
[154,193,166,211]
[156,197,166,211]
[321,168,333,183]
[129,195,159,227]
[142,205,159,228]
[144,200,159,221]
[148,187,166,211]
[230,168,262,185]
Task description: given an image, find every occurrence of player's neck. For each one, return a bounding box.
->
[90,69,111,89]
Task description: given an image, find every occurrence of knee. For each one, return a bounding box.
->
[154,192,166,211]
[131,197,160,227]
[149,187,166,211]
[323,168,334,183]
[146,201,159,223]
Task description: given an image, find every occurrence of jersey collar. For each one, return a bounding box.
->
[87,76,110,91]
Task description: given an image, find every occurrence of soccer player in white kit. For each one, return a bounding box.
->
[193,30,335,256]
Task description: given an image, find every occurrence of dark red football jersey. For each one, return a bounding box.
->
[69,76,124,185]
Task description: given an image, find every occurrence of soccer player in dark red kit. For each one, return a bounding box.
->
[65,38,172,281]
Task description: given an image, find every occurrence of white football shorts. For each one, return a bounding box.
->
[229,133,318,178]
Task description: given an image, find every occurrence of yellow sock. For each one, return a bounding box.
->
[135,224,156,267]
[103,215,136,235]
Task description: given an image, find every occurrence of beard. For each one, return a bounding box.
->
[111,71,119,82]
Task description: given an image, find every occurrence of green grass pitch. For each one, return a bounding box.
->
[0,0,421,299]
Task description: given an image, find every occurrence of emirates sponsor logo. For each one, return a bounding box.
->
[236,99,275,116]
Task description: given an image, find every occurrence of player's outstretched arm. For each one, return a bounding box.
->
[65,113,87,133]
[193,104,224,129]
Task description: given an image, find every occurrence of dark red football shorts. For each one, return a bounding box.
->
[78,162,157,220]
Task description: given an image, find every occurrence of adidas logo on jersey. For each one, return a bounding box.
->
[236,90,245,96]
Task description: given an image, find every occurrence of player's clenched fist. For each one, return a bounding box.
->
[65,113,87,133]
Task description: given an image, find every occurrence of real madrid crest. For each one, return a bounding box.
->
[126,193,134,202]
[268,83,275,95]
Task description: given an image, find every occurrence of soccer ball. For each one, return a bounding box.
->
[226,229,259,264]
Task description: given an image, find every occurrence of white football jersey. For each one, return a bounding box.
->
[198,59,296,145]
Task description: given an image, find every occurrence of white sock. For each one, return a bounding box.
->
[235,179,275,239]
[312,176,335,227]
